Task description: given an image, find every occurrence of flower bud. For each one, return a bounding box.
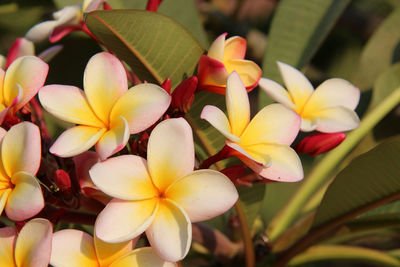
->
[161,78,171,94]
[53,169,71,192]
[171,76,198,113]
[295,132,346,156]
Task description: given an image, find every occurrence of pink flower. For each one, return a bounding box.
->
[197,33,262,94]
[90,118,238,261]
[201,72,303,182]
[259,62,360,132]
[0,218,52,266]
[0,122,44,221]
[39,52,171,160]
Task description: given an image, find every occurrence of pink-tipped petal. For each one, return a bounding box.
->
[242,143,303,182]
[95,198,158,243]
[50,126,106,158]
[94,234,137,267]
[110,83,171,134]
[95,116,129,160]
[3,56,48,111]
[258,78,296,109]
[277,61,314,110]
[226,72,250,137]
[146,200,191,262]
[51,229,98,267]
[39,85,104,127]
[200,105,241,142]
[0,107,10,127]
[224,59,262,89]
[166,169,238,222]
[5,38,34,69]
[15,218,52,267]
[73,151,99,189]
[315,106,360,133]
[197,55,229,94]
[38,45,63,62]
[1,122,41,177]
[110,247,178,267]
[305,78,360,111]
[223,36,246,61]
[207,33,227,61]
[90,155,157,200]
[25,20,59,42]
[147,118,194,192]
[84,52,128,125]
[49,26,81,43]
[0,226,17,266]
[5,172,44,221]
[241,104,300,146]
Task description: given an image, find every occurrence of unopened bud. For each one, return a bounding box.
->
[53,169,71,191]
[146,0,163,12]
[161,78,171,94]
[171,76,198,113]
[295,132,346,156]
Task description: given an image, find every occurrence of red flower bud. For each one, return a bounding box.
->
[103,1,112,10]
[171,76,198,113]
[295,132,346,156]
[161,78,171,94]
[146,0,163,12]
[53,169,71,191]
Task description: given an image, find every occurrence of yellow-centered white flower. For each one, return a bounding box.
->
[259,62,360,132]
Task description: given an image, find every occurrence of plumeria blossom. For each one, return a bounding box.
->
[0,122,44,221]
[90,118,238,262]
[1,37,62,72]
[0,55,48,125]
[39,52,171,160]
[201,72,303,182]
[51,229,176,267]
[259,62,360,132]
[25,0,104,43]
[197,33,262,94]
[0,218,52,267]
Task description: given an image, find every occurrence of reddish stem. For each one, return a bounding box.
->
[199,145,233,169]
[30,98,51,145]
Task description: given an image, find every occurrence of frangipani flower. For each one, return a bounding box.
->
[39,52,171,160]
[0,122,44,221]
[201,72,303,182]
[51,229,176,267]
[197,33,262,94]
[0,55,48,125]
[90,118,238,261]
[259,62,360,133]
[25,0,104,43]
[0,218,52,267]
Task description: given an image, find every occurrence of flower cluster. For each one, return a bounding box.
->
[0,1,361,266]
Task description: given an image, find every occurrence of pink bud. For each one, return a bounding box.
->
[171,76,198,113]
[146,0,163,12]
[295,132,346,156]
[161,78,171,94]
[53,169,71,191]
[5,38,34,69]
[103,1,112,10]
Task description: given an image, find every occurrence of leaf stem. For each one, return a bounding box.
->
[266,87,400,242]
[235,201,256,267]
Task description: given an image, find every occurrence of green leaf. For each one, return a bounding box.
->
[238,184,266,228]
[106,0,209,47]
[259,0,349,106]
[370,62,400,109]
[312,137,400,230]
[288,245,400,267]
[186,91,226,161]
[352,8,400,91]
[85,9,204,88]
